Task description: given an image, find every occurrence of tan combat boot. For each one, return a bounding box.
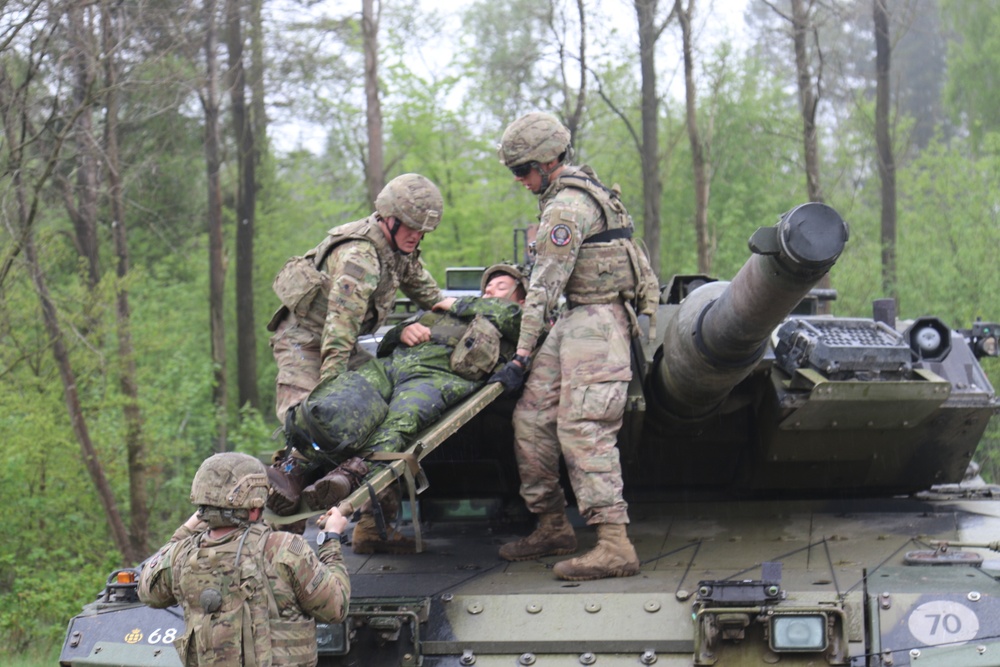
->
[302,457,370,510]
[552,524,640,581]
[352,490,416,555]
[499,512,578,561]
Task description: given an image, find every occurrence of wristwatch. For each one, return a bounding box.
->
[316,531,341,546]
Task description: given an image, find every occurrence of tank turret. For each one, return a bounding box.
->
[653,202,849,421]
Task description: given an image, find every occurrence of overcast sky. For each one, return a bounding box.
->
[271,0,752,153]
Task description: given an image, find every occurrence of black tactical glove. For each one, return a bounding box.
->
[487,355,529,397]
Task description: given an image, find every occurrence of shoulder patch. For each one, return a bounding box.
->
[287,535,305,556]
[343,261,366,280]
[550,224,573,247]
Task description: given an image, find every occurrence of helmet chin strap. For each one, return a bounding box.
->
[381,215,414,255]
[536,159,560,193]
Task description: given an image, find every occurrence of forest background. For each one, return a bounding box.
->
[2,0,999,659]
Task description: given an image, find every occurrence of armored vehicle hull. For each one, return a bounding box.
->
[61,204,1000,667]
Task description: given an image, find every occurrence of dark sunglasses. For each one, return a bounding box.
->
[510,163,534,178]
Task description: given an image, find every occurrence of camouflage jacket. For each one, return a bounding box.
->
[138,521,350,667]
[377,296,522,365]
[270,215,443,380]
[517,165,617,352]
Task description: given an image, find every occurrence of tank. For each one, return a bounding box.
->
[60,203,1000,667]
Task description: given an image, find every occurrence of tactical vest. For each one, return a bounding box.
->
[268,216,402,335]
[170,523,317,667]
[549,167,660,316]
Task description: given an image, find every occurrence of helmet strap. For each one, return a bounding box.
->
[381,215,413,255]
[536,158,562,193]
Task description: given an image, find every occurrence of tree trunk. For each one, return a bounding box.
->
[203,0,228,451]
[0,68,136,564]
[559,0,587,139]
[676,0,712,274]
[66,2,102,290]
[874,0,897,304]
[226,0,260,413]
[102,0,150,557]
[363,0,384,204]
[25,233,137,562]
[249,0,268,155]
[787,0,830,308]
[635,0,663,276]
[790,0,823,204]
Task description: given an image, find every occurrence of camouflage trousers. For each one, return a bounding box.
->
[270,314,373,423]
[304,343,481,460]
[512,302,632,525]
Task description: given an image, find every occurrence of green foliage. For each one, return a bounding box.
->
[0,550,116,652]
[941,0,1000,150]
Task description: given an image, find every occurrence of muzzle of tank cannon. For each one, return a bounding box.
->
[654,203,849,420]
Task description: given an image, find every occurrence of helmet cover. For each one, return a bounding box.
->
[375,173,444,232]
[190,452,269,510]
[497,112,572,168]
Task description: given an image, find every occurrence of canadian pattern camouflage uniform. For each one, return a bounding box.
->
[138,521,350,667]
[268,216,442,423]
[513,165,634,526]
[303,295,522,457]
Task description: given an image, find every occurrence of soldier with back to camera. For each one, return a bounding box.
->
[490,112,659,581]
[138,452,350,667]
[266,173,445,551]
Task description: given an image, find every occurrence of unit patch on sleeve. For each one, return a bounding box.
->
[550,224,573,247]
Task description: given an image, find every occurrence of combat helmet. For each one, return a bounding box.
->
[190,452,269,510]
[481,263,530,295]
[375,173,444,233]
[497,112,572,169]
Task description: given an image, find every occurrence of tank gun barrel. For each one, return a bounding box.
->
[654,203,849,420]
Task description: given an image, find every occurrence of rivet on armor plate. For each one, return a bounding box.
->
[579,652,596,665]
[640,650,657,665]
[460,649,476,665]
[466,602,483,615]
[977,646,987,655]
[910,649,921,659]
[441,593,454,603]
[968,591,981,602]
[519,652,536,665]
[645,600,662,612]
[526,603,542,614]
[585,602,601,613]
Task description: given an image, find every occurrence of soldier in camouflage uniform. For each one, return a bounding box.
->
[266,173,445,528]
[491,112,659,581]
[268,172,445,424]
[138,452,350,667]
[284,266,528,554]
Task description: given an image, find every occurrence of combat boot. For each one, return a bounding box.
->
[352,489,416,554]
[552,524,640,581]
[302,457,370,510]
[266,457,309,516]
[498,512,577,562]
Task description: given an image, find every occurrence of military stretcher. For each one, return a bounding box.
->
[264,382,504,552]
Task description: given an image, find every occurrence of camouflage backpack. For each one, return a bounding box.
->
[171,523,317,667]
